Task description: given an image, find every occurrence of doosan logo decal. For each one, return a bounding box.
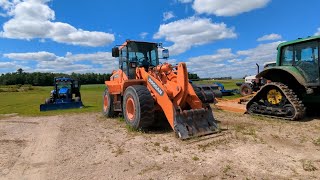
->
[148,76,164,96]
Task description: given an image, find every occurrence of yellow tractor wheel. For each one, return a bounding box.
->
[267,89,283,105]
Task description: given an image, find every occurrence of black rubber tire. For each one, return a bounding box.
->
[248,102,259,114]
[192,84,206,103]
[212,89,223,98]
[203,91,215,103]
[283,104,296,119]
[123,85,154,129]
[240,83,253,96]
[103,88,116,117]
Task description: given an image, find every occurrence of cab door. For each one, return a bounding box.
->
[293,40,319,85]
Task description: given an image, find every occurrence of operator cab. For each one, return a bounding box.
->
[279,38,319,84]
[53,77,80,99]
[112,40,169,79]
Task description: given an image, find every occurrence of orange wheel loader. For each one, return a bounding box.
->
[103,40,219,139]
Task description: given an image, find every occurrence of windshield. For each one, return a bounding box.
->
[127,42,159,66]
[56,81,72,90]
[280,40,319,83]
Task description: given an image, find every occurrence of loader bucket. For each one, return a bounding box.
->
[174,106,219,140]
[40,102,83,111]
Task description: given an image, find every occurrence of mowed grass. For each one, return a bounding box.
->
[0,79,243,116]
[0,84,106,116]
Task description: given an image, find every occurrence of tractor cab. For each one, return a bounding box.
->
[53,77,78,100]
[112,40,169,79]
[279,38,319,84]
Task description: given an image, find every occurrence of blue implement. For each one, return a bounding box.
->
[40,102,83,111]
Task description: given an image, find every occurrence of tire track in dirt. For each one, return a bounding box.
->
[3,117,63,180]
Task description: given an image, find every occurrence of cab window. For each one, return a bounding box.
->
[120,48,128,73]
[281,46,293,65]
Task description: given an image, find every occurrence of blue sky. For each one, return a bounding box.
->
[0,0,319,78]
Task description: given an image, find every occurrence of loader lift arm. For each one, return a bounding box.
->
[137,62,218,139]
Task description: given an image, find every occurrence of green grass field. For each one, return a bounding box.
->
[0,80,243,116]
[0,84,106,116]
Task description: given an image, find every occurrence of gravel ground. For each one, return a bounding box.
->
[0,110,319,179]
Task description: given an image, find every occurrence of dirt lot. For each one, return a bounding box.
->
[0,110,320,180]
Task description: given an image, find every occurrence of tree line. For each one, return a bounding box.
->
[188,73,200,80]
[0,69,200,86]
[0,69,112,86]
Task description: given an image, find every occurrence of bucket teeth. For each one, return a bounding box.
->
[174,107,218,140]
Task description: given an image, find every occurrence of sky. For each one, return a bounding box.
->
[0,0,319,78]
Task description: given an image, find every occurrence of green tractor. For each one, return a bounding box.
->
[247,35,320,120]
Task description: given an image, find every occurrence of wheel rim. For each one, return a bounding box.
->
[103,94,109,111]
[242,87,249,95]
[267,89,282,105]
[284,104,295,118]
[248,103,258,114]
[126,96,135,121]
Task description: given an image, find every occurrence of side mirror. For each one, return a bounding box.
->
[112,47,119,57]
[162,49,169,59]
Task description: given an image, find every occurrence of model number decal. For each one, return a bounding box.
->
[148,76,164,96]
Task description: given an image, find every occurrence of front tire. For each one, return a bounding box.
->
[123,85,154,129]
[240,83,253,96]
[103,88,116,117]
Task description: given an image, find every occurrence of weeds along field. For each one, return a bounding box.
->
[0,84,106,116]
[0,80,242,116]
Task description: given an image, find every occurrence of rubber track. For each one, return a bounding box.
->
[247,82,306,120]
[132,85,155,128]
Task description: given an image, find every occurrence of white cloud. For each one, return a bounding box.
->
[257,33,282,41]
[4,51,118,74]
[178,0,193,3]
[160,58,178,65]
[0,0,115,47]
[163,11,175,21]
[185,41,282,78]
[188,48,236,63]
[315,28,320,36]
[139,32,148,39]
[154,17,236,56]
[4,51,58,61]
[193,0,271,16]
[0,61,16,68]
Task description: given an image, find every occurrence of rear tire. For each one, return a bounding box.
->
[240,83,253,96]
[192,84,206,103]
[103,88,117,117]
[123,85,154,129]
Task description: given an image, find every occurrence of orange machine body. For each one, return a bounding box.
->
[104,40,218,139]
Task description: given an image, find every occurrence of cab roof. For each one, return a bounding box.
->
[118,40,158,50]
[55,77,73,82]
[277,35,320,49]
